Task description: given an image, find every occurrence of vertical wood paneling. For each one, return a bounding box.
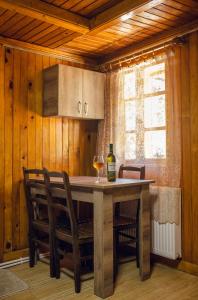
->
[189,32,198,265]
[0,45,5,261]
[181,42,192,263]
[35,54,43,169]
[73,120,80,175]
[12,49,21,251]
[55,117,63,171]
[42,56,50,170]
[182,31,198,266]
[0,46,98,262]
[68,120,75,176]
[85,120,98,176]
[27,53,36,169]
[19,51,28,249]
[79,121,86,175]
[4,48,13,253]
[49,57,57,171]
[62,118,69,172]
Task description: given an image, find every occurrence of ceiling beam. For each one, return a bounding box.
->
[0,0,89,34]
[99,18,198,65]
[89,0,165,33]
[0,35,97,67]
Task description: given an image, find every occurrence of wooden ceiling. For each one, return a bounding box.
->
[41,0,122,17]
[0,0,197,64]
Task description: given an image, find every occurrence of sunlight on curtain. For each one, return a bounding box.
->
[97,48,182,224]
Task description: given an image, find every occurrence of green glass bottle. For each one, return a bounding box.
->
[107,144,116,182]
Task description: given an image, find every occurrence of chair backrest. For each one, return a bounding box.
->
[117,165,145,219]
[44,169,78,239]
[118,164,145,180]
[23,168,48,226]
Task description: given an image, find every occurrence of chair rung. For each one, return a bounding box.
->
[33,239,50,249]
[57,249,92,262]
[119,231,137,240]
[119,231,135,237]
[51,203,69,213]
[32,221,49,233]
[115,224,137,230]
[119,239,137,245]
[31,197,48,206]
[118,256,136,264]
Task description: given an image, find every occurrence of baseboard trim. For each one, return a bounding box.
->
[0,253,49,269]
[178,261,198,276]
[0,256,29,269]
[151,253,181,268]
[152,256,198,277]
[3,249,29,262]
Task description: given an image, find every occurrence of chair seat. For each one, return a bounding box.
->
[56,222,93,244]
[114,216,137,229]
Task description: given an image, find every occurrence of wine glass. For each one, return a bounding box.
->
[93,155,104,183]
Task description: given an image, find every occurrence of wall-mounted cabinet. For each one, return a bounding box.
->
[43,64,105,119]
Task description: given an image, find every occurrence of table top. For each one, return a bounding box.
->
[69,176,154,190]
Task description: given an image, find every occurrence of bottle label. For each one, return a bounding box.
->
[107,162,116,172]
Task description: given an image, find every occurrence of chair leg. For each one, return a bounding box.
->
[73,245,81,293]
[49,234,56,278]
[29,235,36,268]
[36,248,40,264]
[51,237,60,279]
[136,200,140,268]
[54,246,60,279]
[50,250,56,278]
[113,229,119,282]
[55,257,60,279]
[136,240,140,268]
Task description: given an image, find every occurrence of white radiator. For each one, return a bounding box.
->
[151,220,181,260]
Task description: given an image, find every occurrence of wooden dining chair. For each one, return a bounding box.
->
[23,167,56,278]
[114,164,145,274]
[44,169,93,293]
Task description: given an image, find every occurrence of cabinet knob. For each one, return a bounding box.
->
[84,102,88,115]
[77,101,82,114]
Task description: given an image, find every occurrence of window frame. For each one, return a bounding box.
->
[124,58,167,163]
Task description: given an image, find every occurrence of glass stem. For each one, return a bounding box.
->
[97,169,100,182]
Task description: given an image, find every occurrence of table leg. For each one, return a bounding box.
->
[139,184,151,280]
[93,191,114,298]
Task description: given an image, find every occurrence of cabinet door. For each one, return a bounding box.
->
[82,69,96,119]
[94,72,105,119]
[43,65,59,116]
[83,70,104,119]
[59,65,83,117]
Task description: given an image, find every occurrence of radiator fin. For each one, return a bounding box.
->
[151,220,181,260]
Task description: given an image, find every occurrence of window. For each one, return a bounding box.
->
[124,60,166,161]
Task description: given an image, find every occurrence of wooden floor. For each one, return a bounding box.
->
[2,261,198,300]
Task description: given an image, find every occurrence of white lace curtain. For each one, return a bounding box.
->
[97,48,182,224]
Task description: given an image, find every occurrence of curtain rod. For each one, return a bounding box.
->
[100,36,186,71]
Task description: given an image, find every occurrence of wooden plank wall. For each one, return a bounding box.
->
[0,31,198,270]
[0,45,98,262]
[181,31,198,268]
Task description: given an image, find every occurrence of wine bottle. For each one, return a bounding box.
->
[107,144,116,182]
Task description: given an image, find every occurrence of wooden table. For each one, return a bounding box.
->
[68,176,154,299]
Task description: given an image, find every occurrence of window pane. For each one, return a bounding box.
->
[124,72,136,99]
[125,133,136,160]
[144,63,165,94]
[145,130,166,159]
[125,101,136,131]
[144,95,165,128]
